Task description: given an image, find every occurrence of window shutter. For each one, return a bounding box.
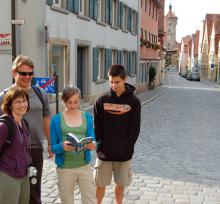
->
[131,52,137,75]
[128,8,132,32]
[68,0,74,11]
[105,0,110,24]
[135,11,138,34]
[46,0,53,6]
[119,2,123,29]
[73,0,79,13]
[117,1,120,27]
[93,47,99,82]
[89,0,94,18]
[105,49,112,79]
[94,0,98,20]
[109,0,112,25]
[117,50,122,65]
[128,51,132,76]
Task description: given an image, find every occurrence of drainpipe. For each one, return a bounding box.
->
[11,0,16,61]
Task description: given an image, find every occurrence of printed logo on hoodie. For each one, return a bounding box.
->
[104,103,131,115]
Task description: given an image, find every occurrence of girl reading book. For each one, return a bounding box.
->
[50,86,96,204]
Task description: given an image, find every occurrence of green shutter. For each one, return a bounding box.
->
[119,2,123,29]
[131,52,137,75]
[117,1,120,27]
[128,8,132,32]
[128,51,132,76]
[94,0,98,20]
[89,0,96,19]
[105,49,112,79]
[105,0,110,24]
[73,0,79,13]
[46,0,53,6]
[93,47,99,82]
[68,0,74,11]
[117,50,122,65]
[109,0,113,25]
[135,11,138,34]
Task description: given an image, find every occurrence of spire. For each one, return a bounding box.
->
[169,4,172,12]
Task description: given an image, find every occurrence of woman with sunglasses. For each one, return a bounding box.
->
[0,87,31,204]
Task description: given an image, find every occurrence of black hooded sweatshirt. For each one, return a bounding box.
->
[94,83,141,161]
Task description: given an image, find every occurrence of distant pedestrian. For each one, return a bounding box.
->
[94,64,141,204]
[50,86,97,204]
[0,55,53,204]
[0,87,31,204]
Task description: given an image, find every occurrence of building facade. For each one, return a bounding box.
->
[139,0,161,91]
[0,0,139,103]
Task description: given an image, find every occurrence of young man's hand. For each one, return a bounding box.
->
[86,142,96,151]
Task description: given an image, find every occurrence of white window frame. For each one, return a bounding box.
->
[53,0,67,9]
[123,5,128,31]
[79,0,89,16]
[112,50,117,64]
[97,48,105,80]
[112,0,118,27]
[97,0,105,22]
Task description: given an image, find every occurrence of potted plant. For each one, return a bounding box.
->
[149,66,156,89]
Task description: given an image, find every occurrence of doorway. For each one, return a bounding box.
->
[77,46,88,98]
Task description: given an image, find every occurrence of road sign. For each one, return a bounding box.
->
[33,77,55,94]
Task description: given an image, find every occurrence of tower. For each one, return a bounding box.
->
[164,4,178,50]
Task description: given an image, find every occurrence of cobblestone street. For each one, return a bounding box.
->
[42,69,220,204]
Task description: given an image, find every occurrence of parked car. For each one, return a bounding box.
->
[186,69,200,81]
[180,70,187,77]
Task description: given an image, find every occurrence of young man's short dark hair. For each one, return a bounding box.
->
[108,64,126,79]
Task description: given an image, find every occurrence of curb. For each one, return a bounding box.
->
[141,86,169,106]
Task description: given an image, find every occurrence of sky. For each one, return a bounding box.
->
[164,0,220,42]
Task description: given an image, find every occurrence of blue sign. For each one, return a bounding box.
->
[33,77,55,94]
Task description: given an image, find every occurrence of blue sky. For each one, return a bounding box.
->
[165,0,220,42]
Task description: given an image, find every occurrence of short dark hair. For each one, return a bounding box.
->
[1,87,30,115]
[108,64,126,79]
[61,86,81,103]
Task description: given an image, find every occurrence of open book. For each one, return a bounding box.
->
[66,133,93,152]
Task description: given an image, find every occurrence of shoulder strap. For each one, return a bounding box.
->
[31,85,45,113]
[0,116,15,156]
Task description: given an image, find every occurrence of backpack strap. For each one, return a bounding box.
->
[0,116,15,156]
[31,85,45,114]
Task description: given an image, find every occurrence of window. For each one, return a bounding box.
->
[51,45,66,92]
[112,0,118,27]
[79,0,89,16]
[122,51,128,69]
[149,0,151,15]
[53,0,67,9]
[123,5,128,30]
[156,9,158,21]
[112,50,118,64]
[97,0,105,22]
[145,31,147,40]
[131,11,137,34]
[141,28,143,38]
[97,48,105,80]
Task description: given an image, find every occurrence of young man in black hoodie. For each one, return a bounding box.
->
[94,64,141,204]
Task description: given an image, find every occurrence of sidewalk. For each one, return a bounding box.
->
[41,78,169,204]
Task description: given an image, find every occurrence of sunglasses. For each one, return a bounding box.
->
[16,70,34,76]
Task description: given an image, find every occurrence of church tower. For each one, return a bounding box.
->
[164,4,178,50]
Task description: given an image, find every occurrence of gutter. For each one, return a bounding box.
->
[11,0,16,61]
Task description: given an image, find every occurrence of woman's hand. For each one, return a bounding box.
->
[63,141,75,151]
[86,142,96,151]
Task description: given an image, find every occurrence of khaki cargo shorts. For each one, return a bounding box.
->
[94,158,132,187]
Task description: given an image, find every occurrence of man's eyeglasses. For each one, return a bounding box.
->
[16,70,34,76]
